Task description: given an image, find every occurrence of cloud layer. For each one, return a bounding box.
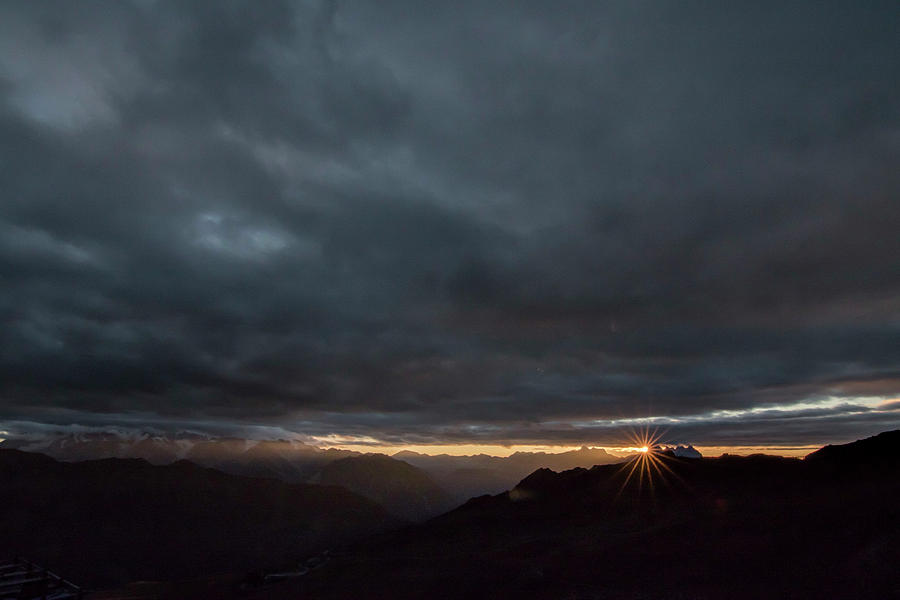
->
[2,1,899,446]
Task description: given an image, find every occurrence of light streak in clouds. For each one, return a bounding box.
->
[566,396,893,430]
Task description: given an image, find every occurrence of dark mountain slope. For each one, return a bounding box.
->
[394,445,624,503]
[283,431,900,600]
[1,434,623,503]
[0,433,360,483]
[804,429,900,469]
[183,438,330,482]
[0,449,401,589]
[315,454,455,521]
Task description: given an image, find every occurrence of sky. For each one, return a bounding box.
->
[1,1,899,453]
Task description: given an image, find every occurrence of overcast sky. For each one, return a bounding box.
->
[1,0,899,448]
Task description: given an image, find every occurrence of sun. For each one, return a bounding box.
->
[613,425,686,498]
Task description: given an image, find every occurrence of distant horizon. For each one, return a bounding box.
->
[2,428,871,459]
[273,440,827,458]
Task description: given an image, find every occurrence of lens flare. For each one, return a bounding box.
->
[614,425,686,499]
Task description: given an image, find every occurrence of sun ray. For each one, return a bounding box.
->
[610,423,703,501]
[616,454,644,497]
[645,453,668,487]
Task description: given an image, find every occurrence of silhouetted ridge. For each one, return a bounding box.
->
[1,433,625,504]
[284,431,900,600]
[804,429,900,467]
[513,466,589,494]
[0,449,400,588]
[315,454,454,520]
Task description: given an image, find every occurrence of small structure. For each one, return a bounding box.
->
[0,558,83,600]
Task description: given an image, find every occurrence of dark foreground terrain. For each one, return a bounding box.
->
[6,432,900,599]
[260,431,900,600]
[0,434,624,516]
[0,450,399,589]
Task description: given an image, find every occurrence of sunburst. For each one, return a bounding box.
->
[614,425,685,499]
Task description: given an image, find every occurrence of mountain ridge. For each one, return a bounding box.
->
[0,432,626,503]
[314,454,455,520]
[280,430,900,600]
[0,448,401,589]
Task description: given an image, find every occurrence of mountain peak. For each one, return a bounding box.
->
[316,454,453,521]
[671,445,702,459]
[804,429,900,467]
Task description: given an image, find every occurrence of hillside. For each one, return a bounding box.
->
[274,431,900,599]
[0,450,401,589]
[0,433,357,483]
[394,445,624,503]
[315,454,454,521]
[1,433,624,503]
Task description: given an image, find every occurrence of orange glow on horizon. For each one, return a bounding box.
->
[311,441,817,458]
[0,432,817,457]
[613,426,677,496]
[315,442,600,457]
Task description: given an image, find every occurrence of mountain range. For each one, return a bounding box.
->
[314,454,455,521]
[248,430,900,600]
[0,449,399,589]
[395,445,625,503]
[4,431,898,598]
[0,433,626,518]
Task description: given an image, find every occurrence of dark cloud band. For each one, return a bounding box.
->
[1,0,898,447]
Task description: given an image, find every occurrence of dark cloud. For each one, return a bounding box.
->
[1,0,899,447]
